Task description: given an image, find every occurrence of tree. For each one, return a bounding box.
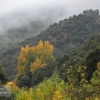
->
[32,61,57,86]
[0,64,8,85]
[90,62,100,86]
[85,48,100,80]
[86,62,100,99]
[18,75,31,88]
[14,40,55,84]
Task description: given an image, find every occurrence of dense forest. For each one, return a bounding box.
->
[0,9,100,100]
[1,9,100,81]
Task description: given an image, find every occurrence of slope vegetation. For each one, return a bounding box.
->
[0,9,100,80]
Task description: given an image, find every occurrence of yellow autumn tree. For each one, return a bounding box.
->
[30,57,46,72]
[14,40,54,83]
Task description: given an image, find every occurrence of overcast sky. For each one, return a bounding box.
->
[0,0,100,17]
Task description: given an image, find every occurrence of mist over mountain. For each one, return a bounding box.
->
[1,1,100,99]
[0,9,67,35]
[0,0,68,35]
[0,0,100,36]
[0,6,69,47]
[0,0,100,81]
[0,1,69,47]
[0,9,100,80]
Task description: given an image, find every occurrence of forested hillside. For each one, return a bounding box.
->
[0,9,100,100]
[2,34,100,100]
[1,9,100,80]
[57,34,100,82]
[19,9,100,56]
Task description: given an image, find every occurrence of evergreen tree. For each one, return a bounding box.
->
[0,64,8,85]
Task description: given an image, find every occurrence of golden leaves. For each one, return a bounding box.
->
[30,57,46,72]
[15,40,54,82]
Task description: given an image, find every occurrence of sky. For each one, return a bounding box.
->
[0,0,100,16]
[0,0,100,34]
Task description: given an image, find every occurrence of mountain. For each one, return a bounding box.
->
[19,9,100,56]
[0,9,100,80]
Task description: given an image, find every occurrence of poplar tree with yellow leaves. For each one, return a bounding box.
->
[14,40,55,84]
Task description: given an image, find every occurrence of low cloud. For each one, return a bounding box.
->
[0,0,100,35]
[0,0,100,16]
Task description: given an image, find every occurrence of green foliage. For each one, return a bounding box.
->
[0,64,8,85]
[85,47,100,80]
[10,64,100,100]
[15,72,67,100]
[32,61,57,86]
[15,89,31,100]
[57,34,100,82]
[64,66,90,100]
[18,75,31,88]
[32,72,63,100]
[90,62,100,86]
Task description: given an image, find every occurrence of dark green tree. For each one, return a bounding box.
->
[32,61,57,86]
[85,47,100,80]
[0,64,8,85]
[18,75,31,88]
